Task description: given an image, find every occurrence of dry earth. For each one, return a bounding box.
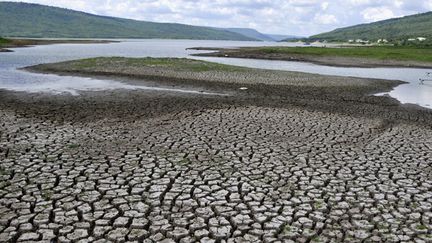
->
[1,63,432,242]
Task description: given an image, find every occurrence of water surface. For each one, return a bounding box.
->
[0,39,431,107]
[0,39,297,95]
[194,56,432,107]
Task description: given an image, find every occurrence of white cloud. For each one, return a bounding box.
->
[361,7,397,22]
[349,0,373,6]
[314,14,338,24]
[1,0,431,36]
[321,2,329,10]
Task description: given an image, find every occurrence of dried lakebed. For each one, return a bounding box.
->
[1,57,432,242]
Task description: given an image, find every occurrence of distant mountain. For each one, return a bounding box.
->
[222,29,302,42]
[310,11,432,42]
[267,34,302,42]
[0,2,255,41]
[223,28,274,41]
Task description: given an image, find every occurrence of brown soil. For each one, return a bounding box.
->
[191,47,432,69]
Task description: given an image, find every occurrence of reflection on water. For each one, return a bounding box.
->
[386,82,432,108]
[0,39,431,108]
[0,71,226,96]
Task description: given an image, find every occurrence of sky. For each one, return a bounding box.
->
[2,0,432,36]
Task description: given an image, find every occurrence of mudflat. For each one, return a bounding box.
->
[1,58,432,242]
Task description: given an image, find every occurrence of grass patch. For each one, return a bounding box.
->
[42,190,53,200]
[0,181,11,188]
[0,37,11,45]
[246,46,432,63]
[283,225,292,233]
[177,158,191,165]
[67,143,80,149]
[416,224,428,230]
[71,57,247,72]
[0,166,8,175]
[314,200,324,208]
[73,58,98,69]
[311,236,322,242]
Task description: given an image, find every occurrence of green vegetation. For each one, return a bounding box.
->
[416,224,428,230]
[313,200,324,209]
[70,57,248,72]
[246,46,432,63]
[283,225,292,233]
[67,143,80,149]
[396,39,432,48]
[0,37,10,45]
[0,2,255,40]
[311,237,322,242]
[0,180,11,189]
[0,166,8,175]
[178,158,191,165]
[42,190,54,200]
[0,37,11,51]
[307,11,432,43]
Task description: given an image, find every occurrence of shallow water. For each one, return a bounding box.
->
[193,56,432,108]
[0,71,227,96]
[0,39,431,107]
[0,39,296,95]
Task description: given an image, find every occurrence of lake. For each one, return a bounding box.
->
[1,39,431,108]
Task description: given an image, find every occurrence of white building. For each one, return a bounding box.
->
[408,37,427,42]
[355,39,369,44]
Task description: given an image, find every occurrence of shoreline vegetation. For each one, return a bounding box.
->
[190,46,432,68]
[0,37,114,52]
[24,57,432,125]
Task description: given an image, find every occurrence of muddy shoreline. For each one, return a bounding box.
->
[20,58,431,125]
[190,47,432,69]
[0,48,13,52]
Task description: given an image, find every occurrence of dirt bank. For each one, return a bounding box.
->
[190,47,432,69]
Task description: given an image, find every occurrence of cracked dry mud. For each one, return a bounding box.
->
[1,89,432,243]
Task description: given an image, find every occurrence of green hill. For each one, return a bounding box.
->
[0,2,255,40]
[310,11,432,42]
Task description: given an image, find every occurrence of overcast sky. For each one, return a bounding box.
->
[3,0,432,36]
